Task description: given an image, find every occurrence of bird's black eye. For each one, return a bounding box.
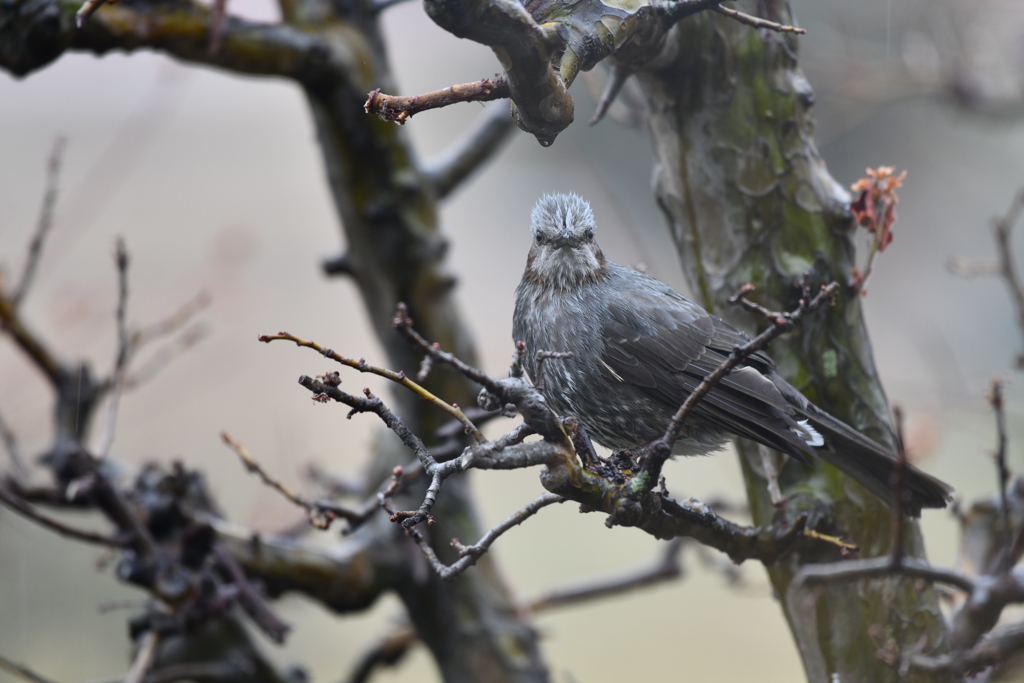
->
[535,233,544,244]
[585,228,594,240]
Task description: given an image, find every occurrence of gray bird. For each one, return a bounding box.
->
[513,193,952,514]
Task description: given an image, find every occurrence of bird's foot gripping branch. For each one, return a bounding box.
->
[256,289,862,583]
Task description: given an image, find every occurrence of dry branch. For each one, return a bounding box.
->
[12,136,65,309]
[365,78,510,124]
[0,483,127,547]
[421,100,516,199]
[260,332,485,443]
[949,188,1024,367]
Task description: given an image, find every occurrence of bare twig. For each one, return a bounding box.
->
[392,303,503,396]
[212,544,291,643]
[260,331,485,443]
[891,406,908,565]
[0,282,65,388]
[907,621,1024,676]
[0,411,29,480]
[207,0,228,55]
[757,445,785,507]
[364,78,510,125]
[122,323,209,391]
[122,630,159,683]
[422,100,515,199]
[0,483,127,547]
[991,379,1012,570]
[75,0,107,26]
[629,282,839,497]
[95,238,130,460]
[0,653,60,683]
[949,188,1024,368]
[994,191,1024,368]
[400,493,565,581]
[345,624,418,683]
[131,291,210,348]
[713,3,805,34]
[529,537,684,611]
[12,136,65,309]
[220,432,362,530]
[589,66,631,127]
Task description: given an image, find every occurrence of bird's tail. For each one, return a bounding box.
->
[802,406,953,516]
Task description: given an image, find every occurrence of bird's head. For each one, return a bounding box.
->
[524,193,608,290]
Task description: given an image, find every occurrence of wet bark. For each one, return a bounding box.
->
[636,5,954,681]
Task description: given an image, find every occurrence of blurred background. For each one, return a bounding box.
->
[2,0,1024,681]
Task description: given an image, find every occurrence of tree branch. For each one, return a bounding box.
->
[220,431,365,531]
[261,332,485,443]
[396,493,565,581]
[421,100,515,199]
[0,283,66,388]
[712,4,805,34]
[0,654,59,683]
[0,482,126,547]
[94,238,129,459]
[0,0,348,82]
[11,136,65,309]
[365,78,510,125]
[529,537,685,611]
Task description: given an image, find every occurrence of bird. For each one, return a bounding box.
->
[512,192,952,514]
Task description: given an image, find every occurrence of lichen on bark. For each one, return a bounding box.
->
[635,5,953,681]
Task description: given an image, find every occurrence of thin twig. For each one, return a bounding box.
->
[122,631,159,683]
[400,493,565,581]
[122,323,209,391]
[207,0,228,55]
[0,283,65,388]
[891,406,908,565]
[529,537,684,611]
[212,543,291,643]
[629,282,839,497]
[131,291,210,348]
[75,0,107,26]
[345,624,418,683]
[949,188,1024,368]
[220,432,361,530]
[589,65,631,127]
[421,100,515,199]
[0,653,60,683]
[260,331,485,443]
[991,378,1012,570]
[95,238,130,459]
[713,3,806,34]
[0,412,29,481]
[0,484,127,547]
[364,77,510,124]
[392,303,503,396]
[12,136,66,309]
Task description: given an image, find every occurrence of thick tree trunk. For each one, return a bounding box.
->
[636,6,954,681]
[280,2,548,681]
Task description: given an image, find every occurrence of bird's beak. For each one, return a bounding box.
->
[551,229,572,248]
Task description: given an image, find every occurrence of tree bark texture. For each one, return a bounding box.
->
[280,2,546,679]
[636,5,954,681]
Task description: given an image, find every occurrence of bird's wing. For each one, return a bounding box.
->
[600,290,818,461]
